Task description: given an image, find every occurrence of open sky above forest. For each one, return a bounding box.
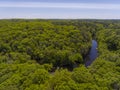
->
[0,0,120,19]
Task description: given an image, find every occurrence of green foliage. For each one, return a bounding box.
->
[0,19,120,90]
[72,65,94,83]
[0,20,92,67]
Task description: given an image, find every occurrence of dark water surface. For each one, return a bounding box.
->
[85,40,98,67]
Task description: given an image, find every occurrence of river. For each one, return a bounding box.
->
[85,40,98,67]
[51,40,98,72]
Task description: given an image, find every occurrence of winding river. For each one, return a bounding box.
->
[85,40,98,67]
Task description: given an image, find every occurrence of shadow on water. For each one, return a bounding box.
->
[85,40,98,67]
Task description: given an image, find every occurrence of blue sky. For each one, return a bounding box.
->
[0,0,120,19]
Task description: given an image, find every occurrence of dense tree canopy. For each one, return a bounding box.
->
[0,19,120,90]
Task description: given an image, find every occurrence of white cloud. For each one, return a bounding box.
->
[0,2,120,10]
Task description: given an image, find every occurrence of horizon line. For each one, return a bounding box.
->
[0,18,120,20]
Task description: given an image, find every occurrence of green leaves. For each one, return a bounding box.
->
[72,65,94,83]
[0,19,120,90]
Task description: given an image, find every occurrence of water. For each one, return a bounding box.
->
[85,40,98,67]
[50,40,98,72]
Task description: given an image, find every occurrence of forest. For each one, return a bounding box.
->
[0,19,120,90]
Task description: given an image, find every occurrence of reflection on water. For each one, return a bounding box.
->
[85,40,98,67]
